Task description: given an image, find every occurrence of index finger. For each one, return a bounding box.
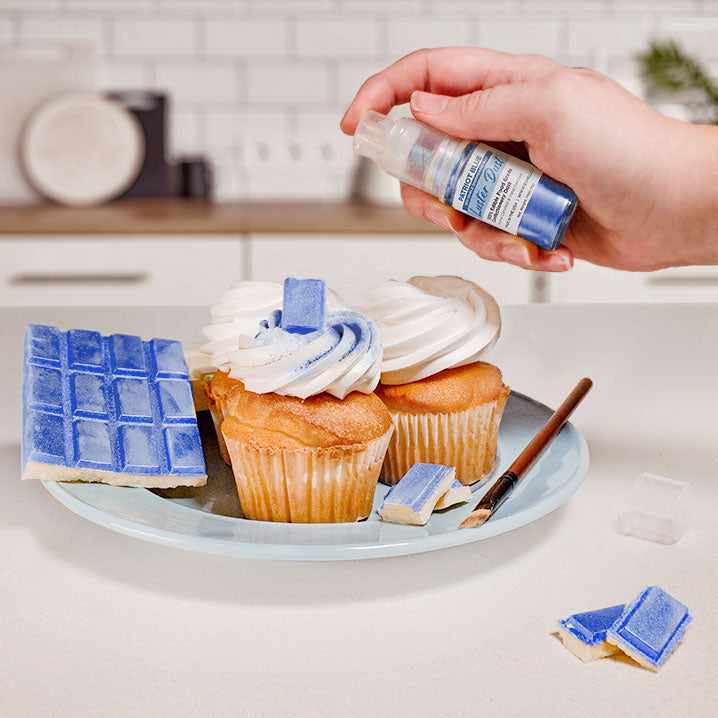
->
[340,47,557,134]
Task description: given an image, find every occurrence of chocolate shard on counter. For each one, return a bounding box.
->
[22,324,207,488]
[557,604,626,662]
[607,586,692,671]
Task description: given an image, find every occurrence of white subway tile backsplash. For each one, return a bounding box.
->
[335,59,388,106]
[155,62,240,103]
[18,17,107,54]
[205,110,288,148]
[567,18,657,58]
[96,61,152,89]
[1,0,709,201]
[113,18,198,57]
[205,18,289,57]
[247,62,330,104]
[478,19,561,55]
[296,18,380,57]
[386,17,474,57]
[659,16,718,59]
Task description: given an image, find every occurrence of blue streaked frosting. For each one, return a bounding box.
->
[607,586,692,669]
[559,604,625,646]
[224,308,382,400]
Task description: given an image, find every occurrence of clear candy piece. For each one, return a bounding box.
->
[616,473,690,545]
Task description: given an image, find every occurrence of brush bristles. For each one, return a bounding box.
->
[459,508,491,529]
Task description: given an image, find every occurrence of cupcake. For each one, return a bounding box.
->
[362,276,509,486]
[204,281,392,523]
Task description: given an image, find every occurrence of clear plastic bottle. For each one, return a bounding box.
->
[353,111,577,251]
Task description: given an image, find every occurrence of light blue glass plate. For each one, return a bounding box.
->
[43,392,589,561]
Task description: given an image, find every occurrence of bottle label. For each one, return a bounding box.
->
[449,143,541,235]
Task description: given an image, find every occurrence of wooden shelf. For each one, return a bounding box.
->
[0,199,441,236]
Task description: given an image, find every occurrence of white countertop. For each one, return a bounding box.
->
[2,304,716,718]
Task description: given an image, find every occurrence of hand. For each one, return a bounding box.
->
[341,48,718,272]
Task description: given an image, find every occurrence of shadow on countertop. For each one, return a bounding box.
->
[1,442,563,609]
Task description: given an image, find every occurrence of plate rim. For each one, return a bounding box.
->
[42,391,590,561]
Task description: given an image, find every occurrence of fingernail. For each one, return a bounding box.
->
[411,91,449,115]
[499,243,531,266]
[424,205,453,232]
[545,252,572,271]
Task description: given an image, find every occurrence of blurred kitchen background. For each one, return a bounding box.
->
[1,0,717,308]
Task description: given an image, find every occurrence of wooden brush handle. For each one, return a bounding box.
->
[509,377,593,479]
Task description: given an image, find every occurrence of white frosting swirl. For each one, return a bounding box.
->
[361,275,501,385]
[201,281,381,399]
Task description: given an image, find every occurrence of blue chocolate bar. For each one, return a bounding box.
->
[22,324,206,487]
[379,463,456,525]
[280,277,326,334]
[556,603,625,662]
[607,586,692,671]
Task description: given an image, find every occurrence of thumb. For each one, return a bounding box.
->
[410,85,546,144]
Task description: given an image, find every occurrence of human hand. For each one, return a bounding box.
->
[341,48,718,272]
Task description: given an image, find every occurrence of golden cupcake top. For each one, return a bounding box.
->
[215,374,392,451]
[377,362,508,415]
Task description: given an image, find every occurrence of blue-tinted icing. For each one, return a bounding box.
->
[73,420,113,469]
[559,604,625,646]
[28,365,63,411]
[25,411,65,463]
[151,338,189,378]
[281,277,326,334]
[26,324,60,367]
[165,426,205,472]
[119,425,161,472]
[21,324,206,482]
[110,334,147,376]
[608,586,691,667]
[67,329,104,371]
[157,380,195,422]
[71,373,108,418]
[114,378,152,422]
[385,464,455,513]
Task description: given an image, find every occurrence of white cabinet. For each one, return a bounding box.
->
[0,236,244,306]
[549,261,718,304]
[248,234,533,305]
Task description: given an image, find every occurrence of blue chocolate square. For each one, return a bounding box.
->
[109,334,147,376]
[67,329,104,372]
[21,324,206,484]
[164,426,205,473]
[24,411,65,464]
[26,324,60,367]
[559,604,625,646]
[280,277,326,334]
[608,586,692,669]
[119,424,161,473]
[71,373,108,418]
[73,420,113,469]
[151,339,189,378]
[157,380,195,423]
[113,378,153,422]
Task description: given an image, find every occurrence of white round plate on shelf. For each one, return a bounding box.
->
[21,93,144,206]
[43,391,589,561]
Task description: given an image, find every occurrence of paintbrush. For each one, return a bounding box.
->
[460,377,593,529]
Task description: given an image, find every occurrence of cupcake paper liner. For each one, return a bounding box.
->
[381,393,508,486]
[223,428,393,523]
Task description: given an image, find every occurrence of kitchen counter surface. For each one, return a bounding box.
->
[0,199,439,235]
[1,304,716,718]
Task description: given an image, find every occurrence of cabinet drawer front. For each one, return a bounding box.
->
[550,263,718,304]
[0,237,243,306]
[249,235,531,305]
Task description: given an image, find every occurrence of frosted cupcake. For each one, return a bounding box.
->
[362,276,509,486]
[204,279,392,523]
